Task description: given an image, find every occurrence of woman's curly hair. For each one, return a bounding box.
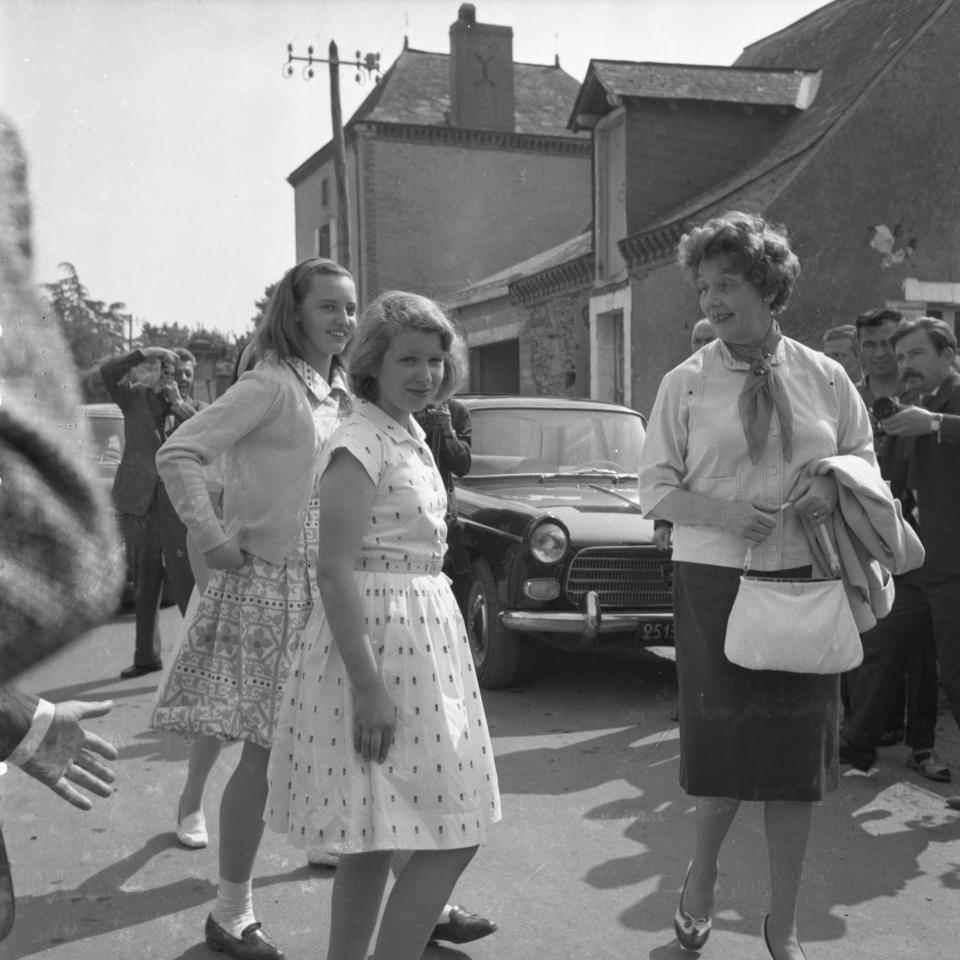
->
[677,211,801,314]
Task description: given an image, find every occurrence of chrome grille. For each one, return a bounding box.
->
[565,548,672,608]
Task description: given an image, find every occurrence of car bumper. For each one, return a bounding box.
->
[500,590,673,643]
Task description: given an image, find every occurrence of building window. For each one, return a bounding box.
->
[594,309,625,405]
[314,223,331,259]
[594,109,627,284]
[469,339,520,394]
[899,279,960,332]
[321,177,330,207]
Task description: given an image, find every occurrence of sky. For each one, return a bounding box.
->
[3,0,826,340]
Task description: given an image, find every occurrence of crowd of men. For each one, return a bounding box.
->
[663,311,960,800]
[822,311,960,805]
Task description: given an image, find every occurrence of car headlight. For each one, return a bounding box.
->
[529,521,568,564]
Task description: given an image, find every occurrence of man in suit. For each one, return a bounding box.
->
[880,316,960,805]
[839,311,946,781]
[100,347,195,678]
[414,397,472,577]
[822,323,863,385]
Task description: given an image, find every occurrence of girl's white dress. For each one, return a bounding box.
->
[266,400,501,852]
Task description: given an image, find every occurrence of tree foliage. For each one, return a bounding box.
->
[41,262,130,372]
[140,321,233,355]
[41,263,263,401]
[250,281,278,330]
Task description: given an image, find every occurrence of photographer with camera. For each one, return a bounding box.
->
[100,346,196,679]
[838,310,948,783]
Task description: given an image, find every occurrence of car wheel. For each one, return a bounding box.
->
[463,558,525,689]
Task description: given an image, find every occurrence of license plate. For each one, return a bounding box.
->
[639,620,674,642]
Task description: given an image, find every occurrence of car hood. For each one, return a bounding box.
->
[458,476,657,544]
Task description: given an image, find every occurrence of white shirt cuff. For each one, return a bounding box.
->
[8,698,55,766]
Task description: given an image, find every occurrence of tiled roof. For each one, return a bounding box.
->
[290,47,586,184]
[357,47,585,137]
[445,230,592,307]
[572,60,819,122]
[621,0,948,254]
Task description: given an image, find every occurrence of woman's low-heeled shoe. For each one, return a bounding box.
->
[176,799,208,849]
[205,914,284,960]
[762,913,807,960]
[673,861,715,952]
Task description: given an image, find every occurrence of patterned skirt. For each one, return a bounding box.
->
[151,501,318,749]
[265,567,502,853]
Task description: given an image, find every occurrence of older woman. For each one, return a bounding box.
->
[637,212,874,960]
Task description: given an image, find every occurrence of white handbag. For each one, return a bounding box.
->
[723,540,863,675]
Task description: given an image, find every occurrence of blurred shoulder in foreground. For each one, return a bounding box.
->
[0,114,124,682]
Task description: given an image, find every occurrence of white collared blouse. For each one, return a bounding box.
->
[637,335,876,570]
[316,400,449,574]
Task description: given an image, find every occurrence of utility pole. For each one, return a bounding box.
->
[284,41,381,271]
[328,41,349,267]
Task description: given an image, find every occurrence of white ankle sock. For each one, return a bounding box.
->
[213,878,255,937]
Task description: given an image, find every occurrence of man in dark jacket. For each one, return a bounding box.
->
[880,317,960,805]
[839,310,946,781]
[100,347,195,678]
[414,397,472,575]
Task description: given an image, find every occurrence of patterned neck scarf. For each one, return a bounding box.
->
[724,319,794,464]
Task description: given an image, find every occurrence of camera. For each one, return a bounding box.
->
[871,396,900,421]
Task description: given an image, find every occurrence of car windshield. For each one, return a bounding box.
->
[467,406,645,476]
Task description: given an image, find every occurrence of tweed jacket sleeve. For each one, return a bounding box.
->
[0,115,125,682]
[0,687,39,761]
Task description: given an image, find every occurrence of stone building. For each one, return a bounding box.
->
[459,0,960,411]
[580,0,960,413]
[287,3,591,309]
[445,231,591,394]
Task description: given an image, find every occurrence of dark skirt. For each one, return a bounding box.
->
[674,561,840,802]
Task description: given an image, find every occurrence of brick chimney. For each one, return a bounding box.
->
[448,3,515,131]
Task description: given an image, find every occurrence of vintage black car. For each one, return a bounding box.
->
[450,396,673,689]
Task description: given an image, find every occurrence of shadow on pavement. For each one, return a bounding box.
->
[486,650,960,953]
[484,647,677,739]
[116,728,192,763]
[424,945,472,959]
[500,716,960,951]
[36,678,159,702]
[6,835,314,958]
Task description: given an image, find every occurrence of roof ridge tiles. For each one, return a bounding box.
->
[400,46,569,70]
[590,58,819,74]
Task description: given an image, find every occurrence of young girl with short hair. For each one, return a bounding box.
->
[266,291,501,960]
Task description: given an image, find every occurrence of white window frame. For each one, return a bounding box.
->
[589,286,632,406]
[892,278,960,332]
[594,107,627,285]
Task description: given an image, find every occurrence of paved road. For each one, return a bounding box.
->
[3,607,959,959]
